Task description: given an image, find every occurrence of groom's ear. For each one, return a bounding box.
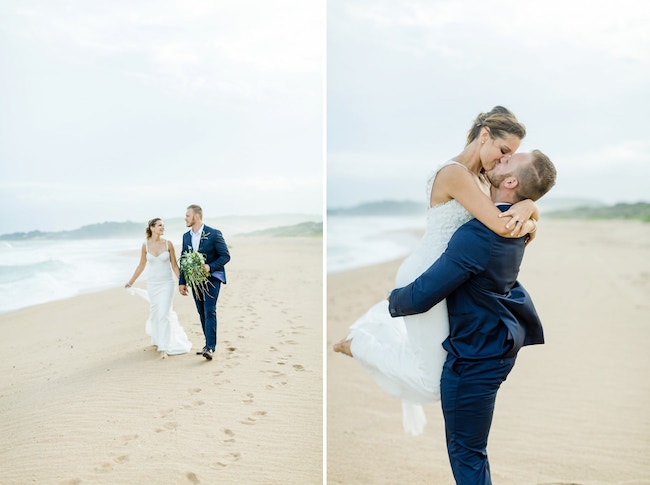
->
[503,177,519,190]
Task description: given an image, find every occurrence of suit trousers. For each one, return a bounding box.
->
[440,354,516,485]
[192,278,221,351]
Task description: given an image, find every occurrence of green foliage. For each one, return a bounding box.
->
[0,221,143,240]
[546,202,650,222]
[179,247,213,300]
[239,221,323,237]
[328,200,423,216]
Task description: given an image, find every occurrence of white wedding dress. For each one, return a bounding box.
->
[348,160,473,435]
[127,240,192,355]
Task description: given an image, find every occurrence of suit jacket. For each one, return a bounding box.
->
[179,224,230,285]
[388,205,544,360]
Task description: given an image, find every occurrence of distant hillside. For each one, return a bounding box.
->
[0,214,322,240]
[238,221,322,237]
[0,221,144,240]
[546,202,650,222]
[328,200,423,216]
[537,197,606,213]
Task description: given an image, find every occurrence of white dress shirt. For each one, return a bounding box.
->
[190,224,205,252]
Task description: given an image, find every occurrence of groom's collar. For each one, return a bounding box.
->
[494,202,512,212]
[190,224,205,236]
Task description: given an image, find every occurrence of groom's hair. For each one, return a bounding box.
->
[515,150,557,202]
[187,204,203,219]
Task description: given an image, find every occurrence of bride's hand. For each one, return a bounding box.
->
[499,199,538,236]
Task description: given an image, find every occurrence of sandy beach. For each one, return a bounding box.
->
[0,237,323,484]
[327,220,650,484]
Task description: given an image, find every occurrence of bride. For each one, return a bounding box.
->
[125,218,192,358]
[333,106,539,435]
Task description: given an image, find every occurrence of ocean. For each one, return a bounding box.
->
[0,214,322,314]
[327,214,424,274]
[0,238,144,314]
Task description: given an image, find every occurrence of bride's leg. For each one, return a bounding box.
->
[333,338,353,357]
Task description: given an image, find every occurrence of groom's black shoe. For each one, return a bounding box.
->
[196,346,207,355]
[202,348,213,360]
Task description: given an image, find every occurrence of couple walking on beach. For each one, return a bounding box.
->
[126,204,230,361]
[334,106,557,484]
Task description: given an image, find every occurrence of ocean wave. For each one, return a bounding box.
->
[327,215,423,273]
[0,260,69,284]
[0,238,141,314]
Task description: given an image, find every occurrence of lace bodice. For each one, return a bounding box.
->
[395,160,472,287]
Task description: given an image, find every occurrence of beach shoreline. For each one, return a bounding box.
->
[327,220,650,484]
[0,236,323,484]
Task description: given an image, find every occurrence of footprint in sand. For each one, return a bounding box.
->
[59,479,82,485]
[186,472,200,484]
[120,434,139,446]
[261,369,285,378]
[222,428,236,444]
[293,364,305,371]
[155,408,174,418]
[94,462,114,473]
[188,387,202,394]
[240,410,268,425]
[182,400,205,409]
[155,421,179,433]
[211,452,241,469]
[242,392,254,404]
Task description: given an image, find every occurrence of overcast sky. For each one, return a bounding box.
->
[328,0,650,209]
[0,1,324,233]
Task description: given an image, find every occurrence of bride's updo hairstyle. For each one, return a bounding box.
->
[146,218,162,239]
[466,106,526,146]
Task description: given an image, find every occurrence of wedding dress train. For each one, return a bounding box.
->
[347,160,473,435]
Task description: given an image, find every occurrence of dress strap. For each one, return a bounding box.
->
[425,160,474,209]
[446,159,470,171]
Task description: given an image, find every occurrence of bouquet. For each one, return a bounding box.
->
[180,246,213,299]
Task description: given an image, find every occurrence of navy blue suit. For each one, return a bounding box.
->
[180,225,230,351]
[389,205,543,484]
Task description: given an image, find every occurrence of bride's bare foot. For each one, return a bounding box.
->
[333,338,353,357]
[160,351,168,359]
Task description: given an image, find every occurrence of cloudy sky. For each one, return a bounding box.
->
[0,1,324,233]
[328,0,650,209]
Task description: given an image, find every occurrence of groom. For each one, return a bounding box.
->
[388,151,556,484]
[179,204,230,361]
